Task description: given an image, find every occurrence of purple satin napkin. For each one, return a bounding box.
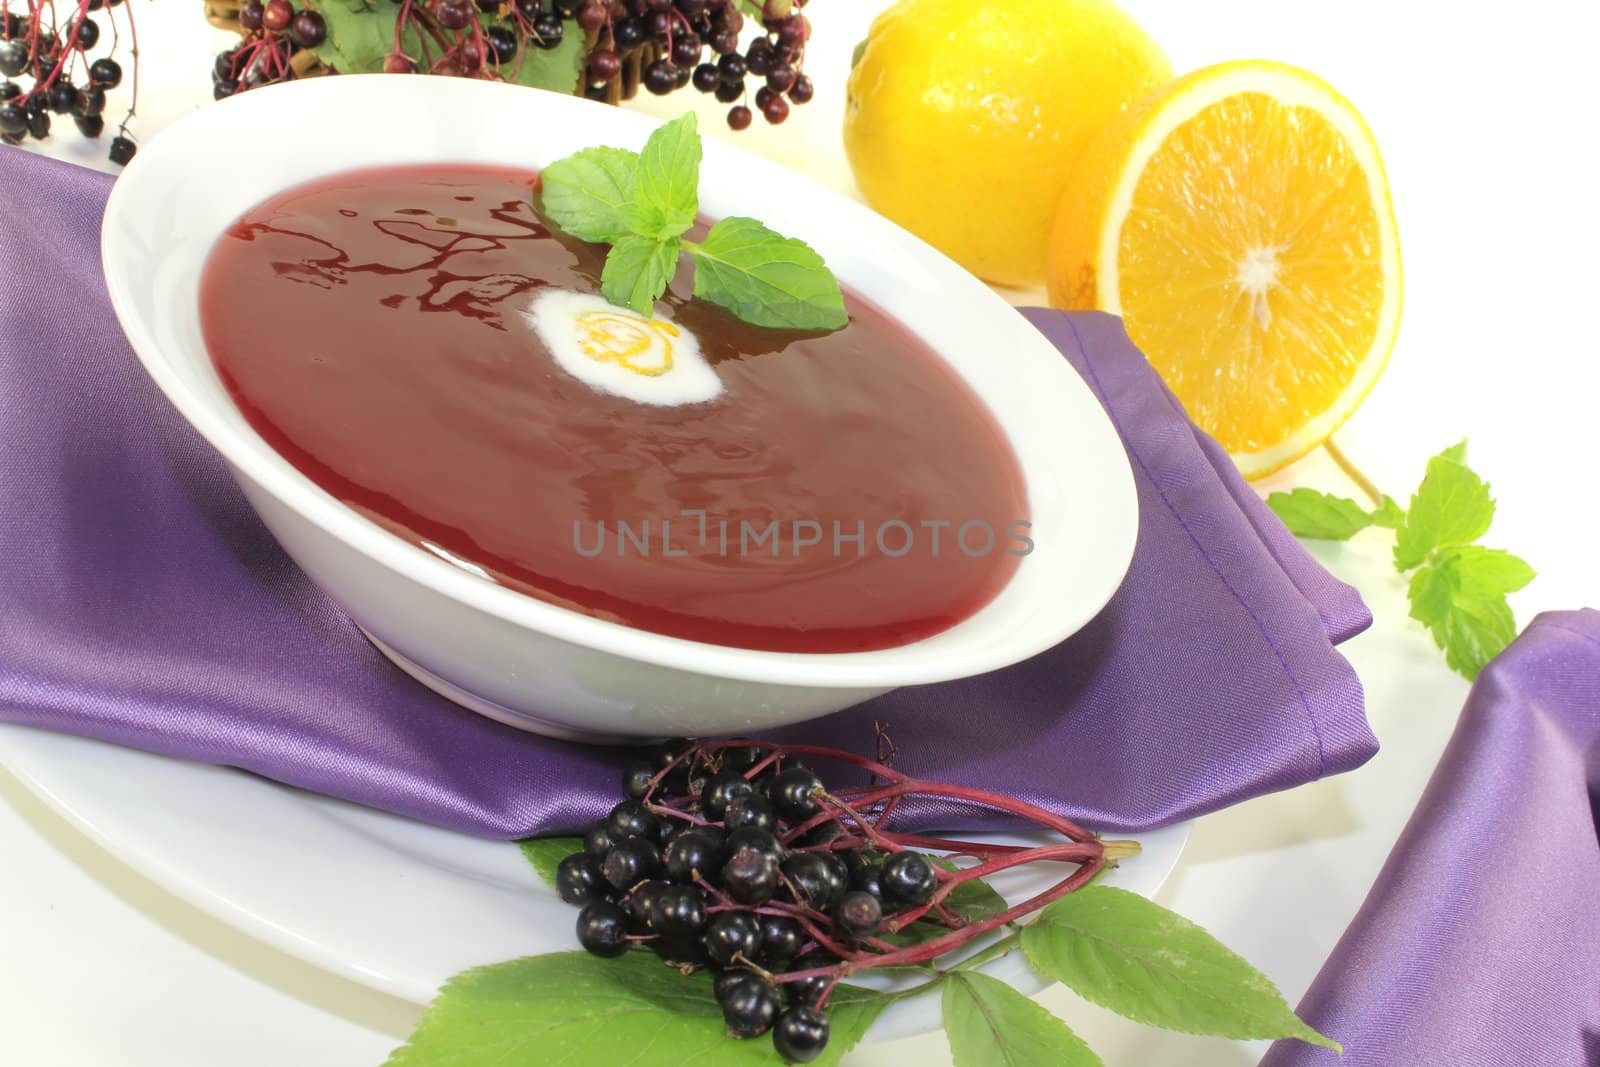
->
[0,147,1376,838]
[1263,609,1600,1067]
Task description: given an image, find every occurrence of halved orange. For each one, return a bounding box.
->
[1048,60,1402,478]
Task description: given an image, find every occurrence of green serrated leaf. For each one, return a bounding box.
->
[1444,544,1536,597]
[1265,488,1373,540]
[538,146,641,244]
[1440,439,1469,464]
[308,0,400,73]
[1407,550,1525,679]
[689,217,848,330]
[384,952,889,1067]
[517,836,585,891]
[943,971,1103,1067]
[624,112,702,241]
[1369,495,1405,529]
[1394,444,1495,570]
[1020,886,1338,1051]
[602,235,682,315]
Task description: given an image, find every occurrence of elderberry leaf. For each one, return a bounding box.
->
[689,217,848,330]
[943,971,1103,1067]
[518,836,585,891]
[1021,886,1338,1051]
[383,952,889,1066]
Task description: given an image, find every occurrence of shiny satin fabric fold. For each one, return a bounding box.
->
[0,148,1375,839]
[1263,609,1600,1067]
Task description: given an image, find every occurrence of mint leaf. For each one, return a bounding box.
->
[1370,494,1405,529]
[517,836,584,891]
[689,217,848,330]
[603,236,681,316]
[539,146,641,244]
[624,112,702,241]
[1266,488,1374,540]
[1020,886,1338,1050]
[1394,441,1494,570]
[1446,544,1536,596]
[385,952,889,1067]
[943,971,1103,1067]
[1407,546,1532,679]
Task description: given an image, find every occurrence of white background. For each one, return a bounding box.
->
[3,1,1598,1064]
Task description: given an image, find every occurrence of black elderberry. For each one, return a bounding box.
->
[556,851,604,905]
[73,18,100,50]
[0,82,19,103]
[714,79,743,104]
[107,135,137,166]
[719,973,780,1038]
[89,57,122,88]
[773,1006,830,1063]
[701,771,756,819]
[25,106,48,139]
[583,824,617,859]
[722,826,783,863]
[289,9,326,48]
[238,0,265,29]
[74,112,104,138]
[650,884,708,938]
[0,101,25,137]
[531,13,565,49]
[600,836,662,890]
[757,914,804,965]
[720,847,778,905]
[623,760,656,799]
[75,87,106,117]
[784,974,829,1007]
[834,890,882,941]
[576,901,629,957]
[766,766,822,821]
[0,42,24,80]
[726,104,752,130]
[663,827,723,882]
[692,62,720,92]
[702,911,762,966]
[788,73,813,104]
[850,861,884,902]
[613,16,646,49]
[643,59,678,95]
[623,879,669,927]
[880,852,939,908]
[720,745,763,772]
[781,853,844,911]
[605,799,660,842]
[722,792,774,832]
[48,82,78,114]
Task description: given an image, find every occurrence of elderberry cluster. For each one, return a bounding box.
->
[0,0,136,164]
[577,0,815,130]
[558,739,941,1063]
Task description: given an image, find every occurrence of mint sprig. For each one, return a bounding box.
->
[1268,440,1534,680]
[538,113,848,330]
[384,839,1334,1065]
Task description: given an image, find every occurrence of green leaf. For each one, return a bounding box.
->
[1394,441,1495,570]
[1447,544,1536,596]
[1369,494,1406,529]
[943,972,1103,1067]
[624,112,703,241]
[1020,886,1338,1051]
[602,235,682,316]
[689,217,849,330]
[384,952,889,1067]
[539,146,642,244]
[517,836,584,891]
[1266,488,1374,540]
[1406,547,1530,679]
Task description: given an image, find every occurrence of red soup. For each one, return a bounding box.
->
[200,165,1028,653]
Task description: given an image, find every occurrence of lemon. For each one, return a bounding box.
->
[1048,60,1403,478]
[844,0,1170,287]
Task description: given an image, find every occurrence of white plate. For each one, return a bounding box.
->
[0,723,1187,1042]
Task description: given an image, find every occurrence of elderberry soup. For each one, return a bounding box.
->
[200,165,1028,653]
